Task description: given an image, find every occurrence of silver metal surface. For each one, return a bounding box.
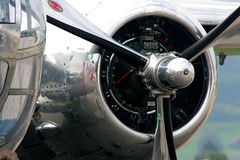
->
[0,0,45,150]
[36,121,60,139]
[213,16,240,49]
[177,0,240,55]
[189,15,240,62]
[152,96,170,160]
[176,0,239,26]
[157,56,195,90]
[0,61,8,95]
[0,0,15,23]
[38,0,217,159]
[142,53,195,93]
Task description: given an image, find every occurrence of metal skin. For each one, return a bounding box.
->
[177,0,240,51]
[38,0,217,159]
[0,0,45,150]
[141,53,195,94]
[176,0,239,26]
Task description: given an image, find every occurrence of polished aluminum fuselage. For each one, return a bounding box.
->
[0,0,45,150]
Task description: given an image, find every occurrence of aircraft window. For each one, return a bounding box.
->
[0,0,15,23]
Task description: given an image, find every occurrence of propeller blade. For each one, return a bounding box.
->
[163,97,177,160]
[152,96,176,160]
[45,0,148,69]
[181,6,240,61]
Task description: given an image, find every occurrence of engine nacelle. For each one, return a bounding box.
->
[38,0,217,159]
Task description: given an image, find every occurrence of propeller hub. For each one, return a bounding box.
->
[156,57,195,90]
[142,53,195,94]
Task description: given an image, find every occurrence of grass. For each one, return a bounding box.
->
[214,48,240,55]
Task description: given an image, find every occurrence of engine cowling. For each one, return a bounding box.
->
[37,0,217,159]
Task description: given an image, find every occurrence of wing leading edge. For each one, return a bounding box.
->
[178,0,240,57]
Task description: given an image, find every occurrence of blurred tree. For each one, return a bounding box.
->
[198,132,224,151]
[195,141,228,160]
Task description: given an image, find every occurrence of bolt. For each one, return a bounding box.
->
[145,52,152,56]
[147,85,152,90]
[142,78,148,83]
[184,69,189,75]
